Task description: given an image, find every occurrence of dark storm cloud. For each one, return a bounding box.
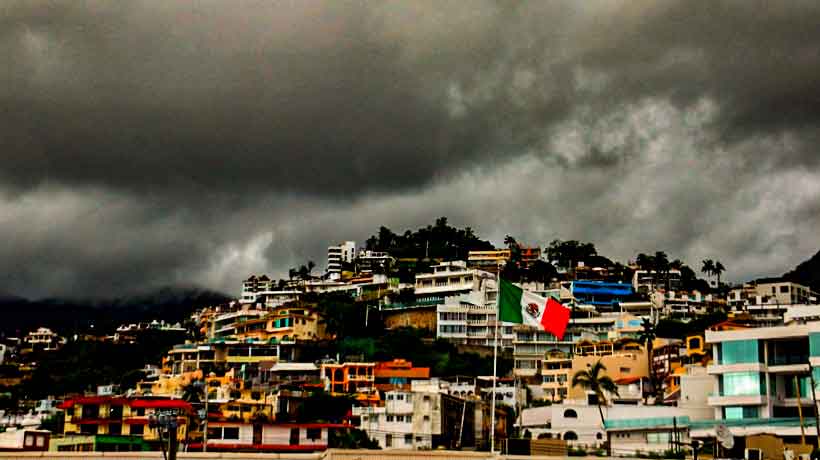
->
[1,1,820,297]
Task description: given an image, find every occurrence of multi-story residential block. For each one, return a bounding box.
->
[467,249,511,272]
[163,340,291,377]
[415,261,492,305]
[631,269,682,294]
[353,389,419,449]
[24,328,65,352]
[233,305,329,342]
[373,359,430,392]
[728,279,814,310]
[651,290,717,319]
[241,275,274,302]
[705,323,820,422]
[355,249,394,274]
[321,362,375,394]
[541,350,572,401]
[436,284,514,349]
[59,397,191,450]
[209,308,267,339]
[327,241,356,279]
[571,281,635,312]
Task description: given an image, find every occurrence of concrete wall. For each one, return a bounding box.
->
[383,307,437,332]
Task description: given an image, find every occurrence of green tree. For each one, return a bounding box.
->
[654,251,670,290]
[547,240,597,270]
[571,361,619,428]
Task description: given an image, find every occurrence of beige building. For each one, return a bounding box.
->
[568,339,648,401]
[541,350,571,401]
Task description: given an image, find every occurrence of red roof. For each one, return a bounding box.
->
[129,399,193,410]
[615,376,643,385]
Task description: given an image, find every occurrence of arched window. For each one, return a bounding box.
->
[563,409,578,418]
[564,431,578,441]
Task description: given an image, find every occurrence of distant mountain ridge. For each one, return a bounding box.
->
[0,286,232,336]
[783,249,820,293]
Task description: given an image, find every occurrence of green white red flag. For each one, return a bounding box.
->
[498,278,570,340]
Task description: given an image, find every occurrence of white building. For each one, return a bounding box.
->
[436,282,515,349]
[728,280,814,309]
[327,241,356,280]
[24,328,64,351]
[241,274,274,302]
[356,250,394,273]
[353,389,420,449]
[632,269,682,294]
[415,261,490,304]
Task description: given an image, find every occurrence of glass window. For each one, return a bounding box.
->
[809,334,820,357]
[724,406,758,419]
[130,425,144,436]
[721,372,764,396]
[306,428,321,440]
[721,340,760,364]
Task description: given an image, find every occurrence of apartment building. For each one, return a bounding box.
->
[571,281,635,312]
[651,290,717,318]
[320,362,375,394]
[569,339,649,401]
[24,327,64,352]
[415,261,492,305]
[233,305,328,342]
[241,275,274,302]
[728,279,814,310]
[467,250,511,272]
[541,350,572,401]
[353,388,420,449]
[631,270,683,294]
[327,241,356,279]
[59,397,191,449]
[705,323,820,421]
[355,249,394,273]
[374,359,430,392]
[163,340,289,377]
[436,285,514,349]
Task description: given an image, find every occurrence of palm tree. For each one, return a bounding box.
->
[713,261,726,288]
[638,319,657,404]
[571,360,619,428]
[701,259,715,285]
[307,260,316,277]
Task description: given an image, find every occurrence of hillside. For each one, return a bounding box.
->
[783,249,820,293]
[0,286,232,336]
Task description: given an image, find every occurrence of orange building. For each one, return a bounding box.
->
[373,359,430,391]
[320,362,375,395]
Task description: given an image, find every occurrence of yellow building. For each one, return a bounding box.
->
[59,396,190,443]
[233,305,328,342]
[541,350,572,401]
[568,339,648,400]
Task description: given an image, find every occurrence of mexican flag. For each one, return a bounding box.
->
[498,278,571,339]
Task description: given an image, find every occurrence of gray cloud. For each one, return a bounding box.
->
[1,1,820,297]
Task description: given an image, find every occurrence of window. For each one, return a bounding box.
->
[596,433,603,440]
[396,394,404,400]
[134,408,145,416]
[721,372,764,396]
[724,406,758,419]
[386,434,393,447]
[223,427,240,440]
[563,409,578,418]
[405,434,413,444]
[386,415,394,422]
[564,431,578,441]
[130,425,144,436]
[387,394,394,400]
[80,424,98,435]
[306,428,322,441]
[396,415,404,422]
[780,285,789,293]
[619,367,630,373]
[720,340,760,364]
[544,375,555,383]
[109,424,122,435]
[406,415,412,423]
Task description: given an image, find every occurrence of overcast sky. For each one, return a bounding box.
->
[2,1,820,298]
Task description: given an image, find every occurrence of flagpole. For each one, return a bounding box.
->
[490,272,500,454]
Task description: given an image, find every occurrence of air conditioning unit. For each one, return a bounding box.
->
[745,448,762,460]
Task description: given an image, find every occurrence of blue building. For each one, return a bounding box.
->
[571,281,634,310]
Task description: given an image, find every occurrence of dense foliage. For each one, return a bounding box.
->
[364,217,494,260]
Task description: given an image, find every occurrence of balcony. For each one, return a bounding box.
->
[707,393,767,406]
[707,362,766,374]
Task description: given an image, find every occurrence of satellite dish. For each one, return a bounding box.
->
[716,424,734,449]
